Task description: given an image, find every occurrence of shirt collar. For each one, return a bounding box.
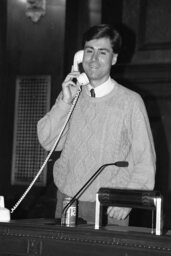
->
[87,76,114,97]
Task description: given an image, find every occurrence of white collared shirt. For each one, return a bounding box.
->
[87,77,114,97]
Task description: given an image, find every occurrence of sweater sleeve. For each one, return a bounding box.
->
[37,92,72,151]
[127,95,156,190]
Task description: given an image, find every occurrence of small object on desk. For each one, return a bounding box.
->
[61,197,77,227]
[0,196,10,222]
[95,188,163,236]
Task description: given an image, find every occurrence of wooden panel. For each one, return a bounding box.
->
[122,0,171,64]
[0,219,171,256]
[7,0,66,76]
[138,0,171,50]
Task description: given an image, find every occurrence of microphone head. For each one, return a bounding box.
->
[114,161,129,167]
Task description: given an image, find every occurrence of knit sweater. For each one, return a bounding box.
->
[37,79,156,202]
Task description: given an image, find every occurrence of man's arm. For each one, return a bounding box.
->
[37,92,72,151]
[107,95,156,221]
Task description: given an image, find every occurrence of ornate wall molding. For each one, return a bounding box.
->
[25,0,46,23]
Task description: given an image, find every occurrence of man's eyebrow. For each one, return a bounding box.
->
[84,46,111,52]
[99,48,111,52]
[84,46,93,50]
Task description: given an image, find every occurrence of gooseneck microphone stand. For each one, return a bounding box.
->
[61,161,129,220]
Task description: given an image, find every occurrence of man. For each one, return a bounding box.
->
[37,24,156,225]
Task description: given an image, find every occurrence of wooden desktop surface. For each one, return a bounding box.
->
[0,219,171,256]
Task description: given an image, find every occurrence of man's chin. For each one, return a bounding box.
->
[87,72,100,80]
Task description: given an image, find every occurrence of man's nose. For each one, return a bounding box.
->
[91,51,99,61]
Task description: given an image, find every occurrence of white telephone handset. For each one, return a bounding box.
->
[72,50,89,86]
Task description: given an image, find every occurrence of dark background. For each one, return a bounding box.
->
[0,0,171,230]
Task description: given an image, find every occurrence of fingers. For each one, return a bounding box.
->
[63,71,80,84]
[62,71,80,104]
[107,207,131,220]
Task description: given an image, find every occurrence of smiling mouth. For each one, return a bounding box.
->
[90,65,98,69]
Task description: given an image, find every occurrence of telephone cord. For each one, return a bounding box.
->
[11,87,82,213]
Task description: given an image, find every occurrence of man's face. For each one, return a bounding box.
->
[82,37,117,87]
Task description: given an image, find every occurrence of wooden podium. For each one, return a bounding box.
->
[0,219,171,256]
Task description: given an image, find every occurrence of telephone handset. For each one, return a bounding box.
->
[72,50,89,86]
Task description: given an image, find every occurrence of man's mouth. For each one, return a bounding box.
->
[90,65,99,70]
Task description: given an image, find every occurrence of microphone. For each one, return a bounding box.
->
[113,161,128,167]
[61,161,129,224]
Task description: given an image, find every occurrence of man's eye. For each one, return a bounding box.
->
[86,49,93,53]
[100,51,107,55]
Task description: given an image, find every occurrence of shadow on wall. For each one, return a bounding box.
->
[115,23,136,65]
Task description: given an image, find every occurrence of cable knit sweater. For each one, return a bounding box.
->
[37,79,156,202]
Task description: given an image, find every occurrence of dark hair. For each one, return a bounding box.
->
[82,24,122,54]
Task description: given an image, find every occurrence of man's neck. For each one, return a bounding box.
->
[87,76,114,98]
[89,76,110,88]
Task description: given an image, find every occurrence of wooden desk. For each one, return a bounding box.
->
[0,219,171,256]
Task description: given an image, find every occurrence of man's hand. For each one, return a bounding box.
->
[62,71,80,104]
[107,207,131,220]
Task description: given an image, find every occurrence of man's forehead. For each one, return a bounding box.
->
[84,37,112,50]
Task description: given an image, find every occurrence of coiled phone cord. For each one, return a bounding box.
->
[11,87,82,213]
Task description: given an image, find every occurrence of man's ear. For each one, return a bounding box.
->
[112,54,118,65]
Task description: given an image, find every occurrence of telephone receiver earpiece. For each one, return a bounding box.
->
[72,50,89,86]
[73,50,84,72]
